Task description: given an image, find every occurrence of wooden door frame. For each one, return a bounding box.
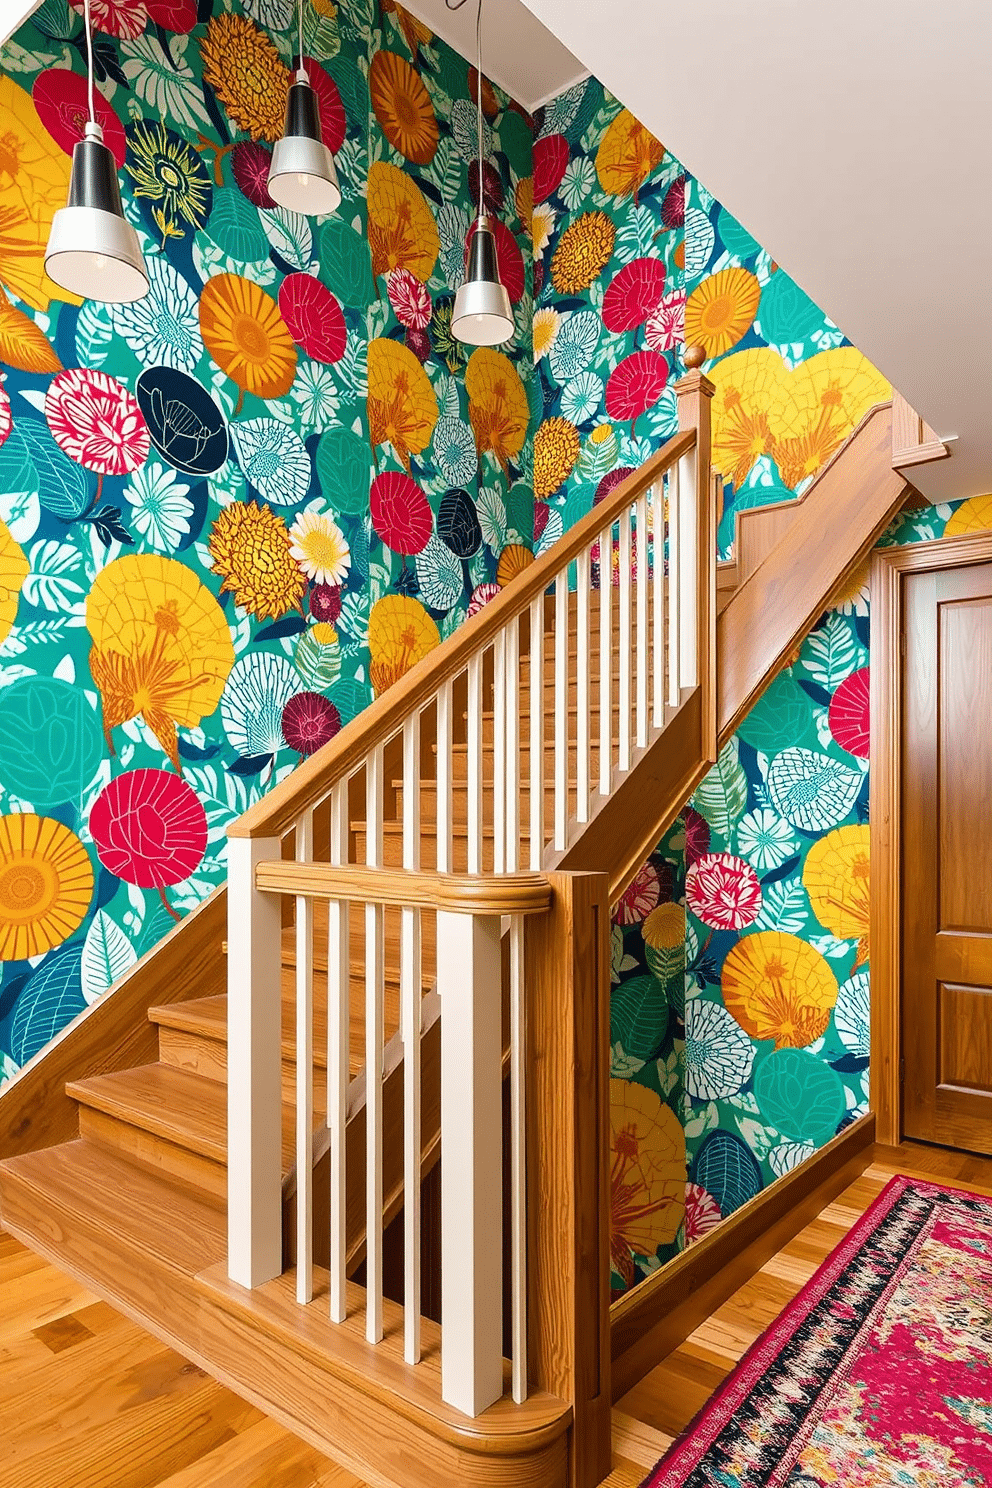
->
[869,530,992,1144]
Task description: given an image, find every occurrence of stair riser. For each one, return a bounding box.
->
[78,1104,227,1204]
[158,1028,338,1112]
[395,781,578,828]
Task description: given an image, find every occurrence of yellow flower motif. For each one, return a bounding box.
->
[722,930,839,1049]
[495,544,534,588]
[590,423,614,446]
[0,814,93,961]
[311,622,338,645]
[610,1078,684,1286]
[685,267,761,359]
[368,336,439,471]
[464,347,529,473]
[289,510,351,586]
[596,109,665,202]
[0,519,28,646]
[367,161,440,284]
[0,77,77,311]
[368,594,439,696]
[643,902,685,950]
[532,201,555,258]
[370,50,438,164]
[200,13,290,143]
[208,501,305,621]
[87,554,235,770]
[534,416,581,499]
[944,494,992,537]
[803,824,870,966]
[514,175,533,227]
[551,211,615,295]
[532,306,561,361]
[199,273,297,414]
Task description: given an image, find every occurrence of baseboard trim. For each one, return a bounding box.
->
[609,1112,876,1400]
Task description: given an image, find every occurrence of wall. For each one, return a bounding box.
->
[0,0,533,1087]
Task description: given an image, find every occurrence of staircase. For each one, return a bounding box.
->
[0,366,923,1488]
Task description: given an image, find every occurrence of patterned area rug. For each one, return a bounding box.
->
[644,1176,992,1487]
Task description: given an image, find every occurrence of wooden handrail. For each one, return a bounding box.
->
[254,862,553,916]
[229,425,697,840]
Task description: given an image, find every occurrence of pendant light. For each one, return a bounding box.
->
[44,0,148,303]
[451,0,513,346]
[268,0,341,216]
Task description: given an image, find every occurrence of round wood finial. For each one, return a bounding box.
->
[683,344,706,370]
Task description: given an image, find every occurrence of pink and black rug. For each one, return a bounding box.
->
[643,1176,992,1487]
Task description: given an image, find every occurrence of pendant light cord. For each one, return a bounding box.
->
[297,0,306,81]
[445,0,486,222]
[84,0,96,127]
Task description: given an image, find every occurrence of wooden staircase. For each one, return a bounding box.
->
[0,383,923,1488]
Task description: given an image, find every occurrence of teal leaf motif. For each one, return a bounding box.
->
[610,973,669,1061]
[754,1048,846,1145]
[318,217,375,307]
[10,946,86,1067]
[693,739,748,838]
[207,188,269,264]
[13,421,88,519]
[81,910,137,1005]
[800,614,861,691]
[691,1130,762,1217]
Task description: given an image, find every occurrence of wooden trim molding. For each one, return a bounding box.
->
[609,1113,876,1400]
[869,530,992,1146]
[253,862,554,916]
[891,389,951,470]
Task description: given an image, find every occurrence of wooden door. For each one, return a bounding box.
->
[902,560,992,1154]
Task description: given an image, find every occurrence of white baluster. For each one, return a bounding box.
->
[678,441,699,688]
[295,809,314,1305]
[505,620,520,872]
[652,481,665,730]
[528,595,545,871]
[327,782,349,1324]
[493,634,507,873]
[436,681,453,874]
[365,748,384,1344]
[576,549,591,824]
[618,508,633,771]
[467,653,483,876]
[554,573,568,852]
[438,910,503,1417]
[635,491,649,749]
[668,460,681,708]
[509,915,527,1404]
[227,835,283,1289]
[401,716,422,1364]
[599,536,612,797]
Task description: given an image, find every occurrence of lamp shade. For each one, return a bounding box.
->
[452,217,513,346]
[44,125,148,304]
[268,80,341,216]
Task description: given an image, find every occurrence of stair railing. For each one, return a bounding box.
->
[224,364,715,1440]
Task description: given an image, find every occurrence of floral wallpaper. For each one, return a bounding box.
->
[0,0,533,1090]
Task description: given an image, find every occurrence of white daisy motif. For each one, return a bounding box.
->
[123,459,193,550]
[289,508,351,586]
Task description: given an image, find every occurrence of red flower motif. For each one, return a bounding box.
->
[602,258,667,335]
[468,582,499,616]
[644,289,686,355]
[370,471,432,557]
[829,666,870,758]
[682,805,711,866]
[146,0,197,31]
[310,583,342,624]
[465,217,525,304]
[533,133,569,203]
[45,368,149,476]
[533,503,550,541]
[404,328,431,363]
[612,861,661,926]
[282,692,341,756]
[304,56,347,154]
[33,69,128,168]
[0,377,10,451]
[90,769,207,890]
[387,268,432,331]
[662,175,686,229]
[605,351,670,436]
[685,1183,721,1243]
[685,852,762,931]
[231,140,275,209]
[278,274,347,364]
[70,0,147,38]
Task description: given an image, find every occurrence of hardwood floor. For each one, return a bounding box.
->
[5,1141,989,1488]
[0,1233,363,1488]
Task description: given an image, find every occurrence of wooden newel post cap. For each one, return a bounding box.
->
[683,344,707,370]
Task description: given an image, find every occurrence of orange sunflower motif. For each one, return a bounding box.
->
[367,161,440,283]
[200,13,289,143]
[464,348,529,472]
[610,1078,685,1288]
[0,814,93,961]
[0,77,76,311]
[596,109,665,202]
[200,274,297,413]
[370,50,438,164]
[0,519,28,646]
[722,930,839,1049]
[684,268,761,359]
[495,544,534,588]
[367,337,439,471]
[368,594,439,695]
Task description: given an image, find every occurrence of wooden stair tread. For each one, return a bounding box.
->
[67,1064,229,1167]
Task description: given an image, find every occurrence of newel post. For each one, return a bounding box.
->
[675,345,717,762]
[227,832,285,1289]
[524,871,612,1488]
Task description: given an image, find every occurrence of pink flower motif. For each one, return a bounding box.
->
[45,368,149,476]
[685,1183,721,1243]
[829,666,870,758]
[90,768,207,891]
[282,693,341,756]
[682,805,711,866]
[645,290,686,354]
[70,0,147,39]
[685,852,762,931]
[231,140,275,209]
[278,274,346,364]
[310,583,342,624]
[0,376,11,450]
[388,269,432,331]
[468,582,499,616]
[613,861,661,926]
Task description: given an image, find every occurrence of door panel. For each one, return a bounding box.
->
[902,561,992,1154]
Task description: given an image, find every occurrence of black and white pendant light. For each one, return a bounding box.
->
[45,0,149,303]
[451,0,513,346]
[268,0,341,215]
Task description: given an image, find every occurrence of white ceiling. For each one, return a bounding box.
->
[517,0,992,503]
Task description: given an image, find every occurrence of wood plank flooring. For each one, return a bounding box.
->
[4,1141,989,1487]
